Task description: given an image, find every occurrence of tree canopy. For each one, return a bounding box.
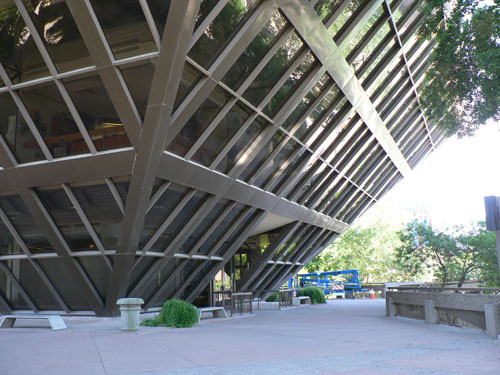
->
[418,0,500,136]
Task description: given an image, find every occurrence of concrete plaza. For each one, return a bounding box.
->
[0,299,499,375]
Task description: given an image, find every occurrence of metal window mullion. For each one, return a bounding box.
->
[372,169,400,198]
[0,206,70,313]
[367,164,397,198]
[275,151,320,198]
[308,170,344,210]
[369,60,406,103]
[324,2,351,29]
[351,148,387,187]
[362,158,393,194]
[385,97,418,132]
[393,112,424,144]
[325,182,357,217]
[345,195,374,223]
[336,190,365,221]
[298,166,336,207]
[314,176,349,213]
[379,81,414,121]
[359,40,400,88]
[246,134,290,185]
[61,183,112,270]
[184,209,267,302]
[147,181,172,213]
[285,160,324,201]
[105,178,125,214]
[263,147,306,192]
[408,142,433,168]
[401,125,427,157]
[0,261,38,312]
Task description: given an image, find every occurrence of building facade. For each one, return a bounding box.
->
[0,0,442,316]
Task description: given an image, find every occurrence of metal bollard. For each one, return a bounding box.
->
[116,298,144,331]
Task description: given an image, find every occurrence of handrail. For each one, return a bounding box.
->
[387,286,500,294]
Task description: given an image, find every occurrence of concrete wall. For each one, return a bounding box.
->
[386,291,500,338]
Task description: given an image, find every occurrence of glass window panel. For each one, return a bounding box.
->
[343,6,384,58]
[21,0,93,72]
[192,101,253,167]
[271,148,308,193]
[328,1,364,39]
[18,81,90,157]
[253,137,299,188]
[0,1,50,83]
[89,0,157,60]
[114,180,130,202]
[214,208,256,257]
[19,259,61,310]
[63,73,132,151]
[242,31,304,106]
[238,129,286,182]
[359,39,397,85]
[144,0,171,36]
[195,0,223,30]
[313,0,343,22]
[0,194,52,254]
[78,256,109,300]
[263,51,317,118]
[149,191,206,251]
[216,115,268,174]
[350,21,391,71]
[167,85,231,158]
[119,59,156,120]
[222,10,288,90]
[0,259,30,309]
[0,220,20,255]
[188,0,260,69]
[71,183,123,250]
[139,183,189,249]
[0,75,5,87]
[0,91,45,163]
[174,62,203,111]
[287,160,326,202]
[38,188,95,252]
[281,73,333,132]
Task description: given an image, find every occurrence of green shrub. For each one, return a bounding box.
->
[140,318,160,327]
[297,286,326,304]
[158,299,199,328]
[265,291,279,302]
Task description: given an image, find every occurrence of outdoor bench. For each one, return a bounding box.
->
[198,306,228,322]
[292,296,312,306]
[0,315,67,330]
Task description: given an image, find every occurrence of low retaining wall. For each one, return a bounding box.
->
[386,291,500,338]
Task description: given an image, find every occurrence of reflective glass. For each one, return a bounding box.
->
[18,81,90,157]
[120,59,156,119]
[167,86,231,158]
[0,75,4,87]
[38,188,95,252]
[0,91,45,163]
[188,0,260,69]
[144,0,171,36]
[89,0,157,59]
[78,256,109,299]
[0,1,50,83]
[222,11,288,90]
[343,6,384,58]
[271,148,308,193]
[0,194,52,253]
[301,96,347,146]
[192,101,252,167]
[0,260,30,309]
[350,21,391,71]
[214,208,256,257]
[22,0,93,72]
[63,73,132,151]
[313,0,343,22]
[238,129,286,182]
[71,183,123,250]
[0,220,20,255]
[328,0,364,39]
[242,32,304,106]
[174,62,203,111]
[216,115,268,174]
[263,51,317,118]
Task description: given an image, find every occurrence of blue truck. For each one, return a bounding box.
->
[291,269,368,298]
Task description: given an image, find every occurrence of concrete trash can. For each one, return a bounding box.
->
[116,298,144,331]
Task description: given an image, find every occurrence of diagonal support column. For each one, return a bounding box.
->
[103,0,202,315]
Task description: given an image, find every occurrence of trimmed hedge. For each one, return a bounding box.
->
[140,299,199,328]
[297,286,326,304]
[265,291,279,302]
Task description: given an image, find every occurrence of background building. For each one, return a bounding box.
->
[0,0,442,316]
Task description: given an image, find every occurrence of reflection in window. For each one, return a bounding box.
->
[263,51,317,118]
[216,115,268,174]
[71,183,124,250]
[343,6,385,58]
[63,73,131,151]
[120,59,156,119]
[89,0,157,60]
[189,0,260,69]
[328,1,364,40]
[272,149,308,193]
[222,11,288,90]
[22,0,93,73]
[253,138,299,188]
[144,0,171,36]
[243,32,304,106]
[192,101,252,167]
[18,82,90,157]
[0,1,49,83]
[0,92,45,163]
[0,220,20,255]
[38,188,96,252]
[173,62,204,111]
[167,86,231,158]
[313,0,343,22]
[0,194,52,254]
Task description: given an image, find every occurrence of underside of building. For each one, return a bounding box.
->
[0,0,442,316]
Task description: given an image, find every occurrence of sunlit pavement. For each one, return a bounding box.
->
[1,299,499,375]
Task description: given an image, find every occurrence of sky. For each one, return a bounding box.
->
[363,119,500,229]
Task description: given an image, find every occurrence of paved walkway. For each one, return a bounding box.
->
[1,299,499,375]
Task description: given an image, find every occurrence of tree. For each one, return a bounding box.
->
[395,220,498,287]
[305,221,409,283]
[418,1,500,136]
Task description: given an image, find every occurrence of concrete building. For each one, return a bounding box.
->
[0,0,442,316]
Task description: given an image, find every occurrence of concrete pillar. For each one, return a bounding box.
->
[484,303,500,338]
[116,298,144,332]
[386,297,396,317]
[424,299,438,324]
